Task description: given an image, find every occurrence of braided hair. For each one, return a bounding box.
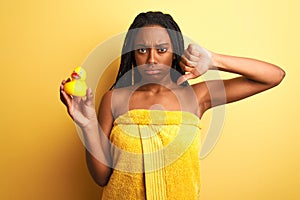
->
[112,11,186,88]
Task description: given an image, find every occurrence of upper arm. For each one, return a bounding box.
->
[193,76,280,113]
[98,91,114,138]
[85,90,114,186]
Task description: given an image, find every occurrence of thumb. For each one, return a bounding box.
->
[177,73,197,85]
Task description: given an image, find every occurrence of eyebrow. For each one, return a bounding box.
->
[134,43,171,48]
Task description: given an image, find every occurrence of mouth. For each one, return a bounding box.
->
[144,69,161,75]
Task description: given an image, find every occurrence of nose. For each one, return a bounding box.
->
[147,48,156,64]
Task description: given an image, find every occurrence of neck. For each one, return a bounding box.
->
[136,81,177,93]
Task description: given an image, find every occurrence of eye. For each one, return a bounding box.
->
[137,48,147,54]
[157,47,167,53]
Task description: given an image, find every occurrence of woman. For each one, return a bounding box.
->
[60,11,285,199]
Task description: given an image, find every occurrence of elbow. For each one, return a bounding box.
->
[85,151,112,187]
[270,67,286,87]
[280,68,286,81]
[91,172,111,187]
[275,67,286,85]
[86,164,111,187]
[95,178,109,187]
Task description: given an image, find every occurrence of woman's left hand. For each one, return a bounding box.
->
[177,44,213,85]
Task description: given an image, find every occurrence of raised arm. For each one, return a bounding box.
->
[179,44,285,113]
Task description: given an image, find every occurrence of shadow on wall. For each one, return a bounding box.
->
[95,58,120,112]
[50,126,102,200]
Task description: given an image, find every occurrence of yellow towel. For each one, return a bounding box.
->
[101,109,201,200]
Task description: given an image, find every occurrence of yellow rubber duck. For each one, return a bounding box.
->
[63,66,88,97]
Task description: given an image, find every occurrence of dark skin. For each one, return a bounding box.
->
[60,25,285,186]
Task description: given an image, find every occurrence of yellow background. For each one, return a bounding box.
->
[1,0,299,199]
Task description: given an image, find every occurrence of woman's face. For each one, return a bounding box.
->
[133,25,174,82]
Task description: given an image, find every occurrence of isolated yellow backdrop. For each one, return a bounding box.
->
[1,0,299,199]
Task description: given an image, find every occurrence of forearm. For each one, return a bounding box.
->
[81,120,112,187]
[210,52,285,86]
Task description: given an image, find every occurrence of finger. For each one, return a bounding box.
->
[60,82,67,105]
[184,49,200,62]
[177,73,198,85]
[61,78,71,86]
[60,79,70,98]
[181,55,197,68]
[60,83,64,91]
[182,65,195,73]
[60,89,73,107]
[73,96,81,104]
[180,61,194,73]
[60,80,73,105]
[60,80,66,91]
[187,44,202,57]
[180,61,198,76]
[85,88,94,106]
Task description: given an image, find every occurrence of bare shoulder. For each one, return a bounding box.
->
[107,86,135,118]
[100,90,113,107]
[100,86,132,107]
[97,87,135,136]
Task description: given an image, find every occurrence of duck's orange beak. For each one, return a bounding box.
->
[71,72,80,79]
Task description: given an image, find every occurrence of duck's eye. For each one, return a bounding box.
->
[137,48,147,54]
[158,47,167,53]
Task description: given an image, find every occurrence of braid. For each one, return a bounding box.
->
[112,11,186,89]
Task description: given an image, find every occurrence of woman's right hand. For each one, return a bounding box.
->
[60,79,98,128]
